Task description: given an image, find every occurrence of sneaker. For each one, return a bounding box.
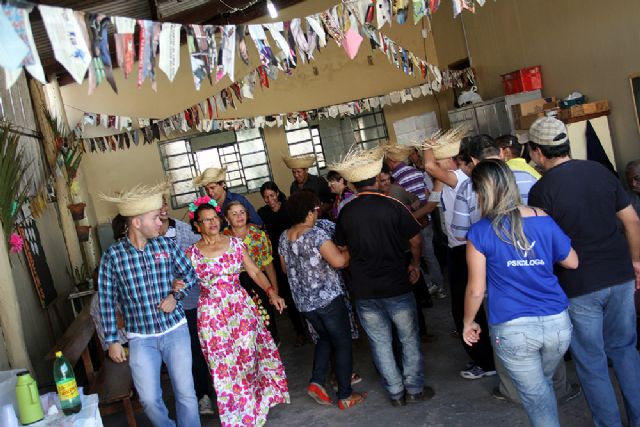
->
[427,282,447,299]
[491,386,507,401]
[459,364,497,380]
[433,288,448,299]
[198,395,214,415]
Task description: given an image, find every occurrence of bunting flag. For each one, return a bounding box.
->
[236,24,250,66]
[186,24,217,90]
[376,0,392,29]
[412,0,427,24]
[159,23,181,82]
[1,3,46,88]
[137,20,161,90]
[248,24,274,68]
[39,4,91,84]
[289,19,310,63]
[219,25,236,82]
[112,16,136,78]
[306,15,326,48]
[86,14,118,94]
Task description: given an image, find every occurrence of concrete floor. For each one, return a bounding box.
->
[103,297,597,427]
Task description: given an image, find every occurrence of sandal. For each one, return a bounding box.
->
[338,392,367,410]
[331,372,363,391]
[307,383,332,405]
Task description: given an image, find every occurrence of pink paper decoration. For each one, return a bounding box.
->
[343,28,363,60]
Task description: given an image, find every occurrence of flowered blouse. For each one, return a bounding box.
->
[278,225,344,313]
[223,225,273,269]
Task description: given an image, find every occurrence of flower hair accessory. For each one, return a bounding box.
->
[188,196,221,220]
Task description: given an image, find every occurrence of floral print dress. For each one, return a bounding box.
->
[186,237,289,427]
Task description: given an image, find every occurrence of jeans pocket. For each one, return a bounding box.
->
[493,331,527,360]
[556,324,572,354]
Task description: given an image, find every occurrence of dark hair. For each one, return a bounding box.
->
[496,134,523,158]
[353,176,377,189]
[286,190,320,225]
[260,181,287,203]
[326,170,348,185]
[456,136,473,164]
[468,134,499,161]
[528,141,571,159]
[190,203,220,234]
[111,214,127,240]
[380,163,391,175]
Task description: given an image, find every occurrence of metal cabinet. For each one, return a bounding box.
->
[448,97,512,138]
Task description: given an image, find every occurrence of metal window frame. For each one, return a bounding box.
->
[285,123,326,170]
[350,109,389,146]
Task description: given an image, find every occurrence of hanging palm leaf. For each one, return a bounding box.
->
[0,123,31,241]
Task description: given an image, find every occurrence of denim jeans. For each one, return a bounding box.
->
[420,224,444,287]
[356,292,425,399]
[303,296,353,399]
[569,281,640,427]
[129,323,200,427]
[490,310,572,427]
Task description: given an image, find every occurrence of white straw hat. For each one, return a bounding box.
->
[99,181,169,217]
[328,146,385,183]
[193,167,226,187]
[384,144,414,162]
[282,154,316,169]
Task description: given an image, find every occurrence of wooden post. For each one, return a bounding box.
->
[0,226,33,371]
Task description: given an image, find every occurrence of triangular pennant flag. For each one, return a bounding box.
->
[289,19,309,62]
[320,10,345,45]
[236,25,250,66]
[265,23,294,63]
[39,5,91,84]
[137,20,161,90]
[87,14,118,93]
[159,23,181,82]
[376,0,392,29]
[1,4,46,88]
[248,24,274,68]
[306,15,326,48]
[187,24,216,90]
[412,0,427,24]
[112,17,136,78]
[219,25,236,82]
[343,28,363,60]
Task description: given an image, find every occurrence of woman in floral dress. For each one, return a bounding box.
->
[186,200,289,427]
[223,201,280,344]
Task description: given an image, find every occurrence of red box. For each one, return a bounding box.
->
[502,66,543,95]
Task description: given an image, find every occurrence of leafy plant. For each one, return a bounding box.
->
[0,123,31,240]
[73,264,88,284]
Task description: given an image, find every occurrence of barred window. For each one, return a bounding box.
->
[351,109,388,148]
[285,123,325,175]
[158,129,272,209]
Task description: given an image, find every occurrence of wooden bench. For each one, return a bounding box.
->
[46,304,137,426]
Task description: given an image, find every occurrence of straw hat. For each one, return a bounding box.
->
[417,125,470,160]
[328,146,384,183]
[99,181,170,217]
[282,153,316,169]
[193,167,226,187]
[384,143,414,162]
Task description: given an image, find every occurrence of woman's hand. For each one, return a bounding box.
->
[269,294,286,313]
[462,321,482,346]
[172,279,185,291]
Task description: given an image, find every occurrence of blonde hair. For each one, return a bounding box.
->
[471,159,533,256]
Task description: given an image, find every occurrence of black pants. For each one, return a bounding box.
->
[303,297,354,399]
[275,262,307,338]
[448,245,495,371]
[185,308,214,400]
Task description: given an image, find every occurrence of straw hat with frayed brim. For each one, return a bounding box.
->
[328,146,385,183]
[413,124,470,160]
[384,144,414,162]
[193,167,226,187]
[282,154,316,169]
[99,181,170,217]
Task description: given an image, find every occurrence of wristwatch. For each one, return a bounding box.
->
[170,290,184,301]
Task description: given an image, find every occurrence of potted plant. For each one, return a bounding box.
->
[73,265,91,291]
[67,203,86,221]
[75,225,91,242]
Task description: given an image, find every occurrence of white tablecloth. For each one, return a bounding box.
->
[32,388,103,427]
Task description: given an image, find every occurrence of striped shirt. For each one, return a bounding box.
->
[392,162,427,204]
[450,162,540,240]
[98,236,199,344]
[507,159,539,204]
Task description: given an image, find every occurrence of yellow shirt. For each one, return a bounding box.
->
[507,157,542,179]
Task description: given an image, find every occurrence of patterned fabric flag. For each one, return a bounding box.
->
[236,25,250,66]
[159,23,181,82]
[289,19,309,62]
[87,14,118,93]
[137,20,161,90]
[376,0,392,29]
[412,0,427,23]
[306,15,326,48]
[248,24,274,68]
[1,4,46,88]
[112,16,136,79]
[219,25,236,82]
[39,5,91,84]
[186,24,216,90]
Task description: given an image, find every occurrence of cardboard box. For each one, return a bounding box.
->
[512,97,557,117]
[516,112,545,130]
[557,100,609,121]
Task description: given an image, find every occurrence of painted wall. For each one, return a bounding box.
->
[433,0,640,171]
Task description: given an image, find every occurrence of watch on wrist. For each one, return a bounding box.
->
[171,290,184,301]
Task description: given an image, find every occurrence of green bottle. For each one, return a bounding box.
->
[53,351,82,415]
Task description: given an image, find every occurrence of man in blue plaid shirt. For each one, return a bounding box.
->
[99,183,201,427]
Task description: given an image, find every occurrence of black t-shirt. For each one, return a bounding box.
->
[290,174,333,204]
[257,204,292,255]
[334,191,421,300]
[528,160,634,298]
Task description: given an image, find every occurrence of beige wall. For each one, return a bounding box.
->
[437,0,640,171]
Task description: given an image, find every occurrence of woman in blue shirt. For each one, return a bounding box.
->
[279,190,366,410]
[462,160,578,427]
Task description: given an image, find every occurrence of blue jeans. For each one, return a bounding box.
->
[129,323,200,427]
[356,292,425,399]
[303,296,353,399]
[420,224,444,287]
[490,311,572,427]
[569,281,640,427]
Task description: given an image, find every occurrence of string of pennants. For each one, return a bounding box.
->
[0,0,487,91]
[78,67,474,153]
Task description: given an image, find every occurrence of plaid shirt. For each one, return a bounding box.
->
[98,236,199,344]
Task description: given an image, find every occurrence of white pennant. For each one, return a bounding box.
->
[221,25,236,82]
[264,23,293,60]
[39,5,91,84]
[306,15,326,48]
[376,0,392,29]
[159,23,181,82]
